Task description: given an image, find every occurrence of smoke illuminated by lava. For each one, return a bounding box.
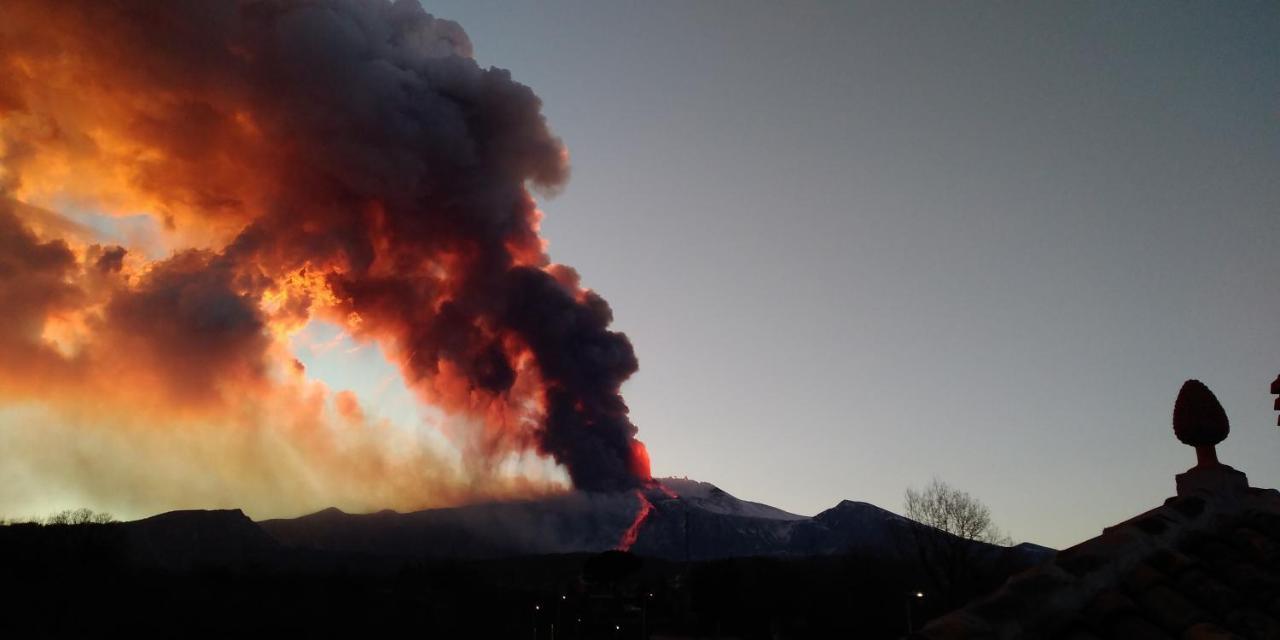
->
[0,0,650,517]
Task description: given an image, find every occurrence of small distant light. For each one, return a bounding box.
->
[535,605,541,611]
[615,625,621,630]
[561,595,567,600]
[916,592,924,598]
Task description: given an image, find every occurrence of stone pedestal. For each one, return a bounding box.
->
[1176,464,1248,498]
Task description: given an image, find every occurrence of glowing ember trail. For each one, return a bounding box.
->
[617,491,654,551]
[616,481,679,551]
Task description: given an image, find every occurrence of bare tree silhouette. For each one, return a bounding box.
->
[902,478,1011,608]
[41,509,116,526]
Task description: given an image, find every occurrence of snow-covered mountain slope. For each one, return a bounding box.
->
[258,479,1053,565]
[659,478,806,521]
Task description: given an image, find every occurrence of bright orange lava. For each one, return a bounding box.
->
[617,490,653,551]
[615,480,680,551]
[629,440,653,481]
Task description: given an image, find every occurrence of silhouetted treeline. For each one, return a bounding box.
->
[2,508,115,526]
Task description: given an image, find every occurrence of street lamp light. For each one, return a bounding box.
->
[643,591,653,640]
[554,595,567,640]
[906,591,925,633]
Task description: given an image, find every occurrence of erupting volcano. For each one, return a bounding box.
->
[0,0,653,516]
[616,481,680,551]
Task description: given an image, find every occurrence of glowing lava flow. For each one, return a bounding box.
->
[616,482,680,551]
[617,491,653,551]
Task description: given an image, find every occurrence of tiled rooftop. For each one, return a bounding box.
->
[915,377,1280,640]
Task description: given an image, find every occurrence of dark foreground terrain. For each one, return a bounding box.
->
[0,502,1048,639]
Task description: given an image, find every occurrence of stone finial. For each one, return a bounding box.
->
[1173,379,1229,465]
[1172,379,1247,497]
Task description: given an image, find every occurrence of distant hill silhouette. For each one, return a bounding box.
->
[0,480,1052,638]
[123,509,281,570]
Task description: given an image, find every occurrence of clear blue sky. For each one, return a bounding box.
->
[367,1,1280,549]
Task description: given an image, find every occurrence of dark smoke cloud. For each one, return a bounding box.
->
[0,0,648,491]
[0,202,270,409]
[94,246,127,273]
[101,250,274,407]
[0,205,79,357]
[503,266,641,490]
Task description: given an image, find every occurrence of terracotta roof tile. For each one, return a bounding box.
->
[1134,584,1209,633]
[914,382,1280,640]
[1122,561,1170,593]
[1222,607,1280,638]
[1106,613,1174,639]
[1173,569,1237,617]
[1180,622,1243,640]
[1057,625,1104,640]
[914,491,1280,639]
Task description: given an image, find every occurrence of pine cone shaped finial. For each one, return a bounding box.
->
[1173,379,1229,447]
[1271,374,1279,427]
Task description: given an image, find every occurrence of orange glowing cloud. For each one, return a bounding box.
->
[0,0,649,518]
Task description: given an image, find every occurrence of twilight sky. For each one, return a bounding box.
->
[1,1,1276,551]
[409,0,1280,548]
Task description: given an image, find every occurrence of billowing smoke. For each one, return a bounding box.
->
[0,0,649,513]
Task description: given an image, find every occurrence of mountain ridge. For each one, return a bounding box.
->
[255,478,1052,565]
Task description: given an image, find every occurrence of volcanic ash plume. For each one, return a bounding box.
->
[0,0,650,516]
